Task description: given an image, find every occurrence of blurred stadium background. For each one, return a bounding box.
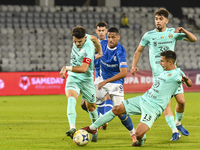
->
[0,0,200,96]
[0,0,200,72]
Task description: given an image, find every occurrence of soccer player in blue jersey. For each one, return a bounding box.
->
[83,27,136,142]
[81,50,192,146]
[131,8,197,141]
[59,26,102,142]
[95,22,113,129]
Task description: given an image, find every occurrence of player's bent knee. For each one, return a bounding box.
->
[112,104,125,116]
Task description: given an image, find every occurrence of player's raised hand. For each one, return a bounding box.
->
[174,27,185,33]
[60,66,67,79]
[182,75,192,87]
[131,67,139,76]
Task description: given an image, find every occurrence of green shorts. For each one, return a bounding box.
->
[123,96,161,128]
[65,75,96,103]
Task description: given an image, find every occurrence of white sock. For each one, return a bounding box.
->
[172,128,178,133]
[129,128,136,136]
[70,124,76,129]
[175,120,181,126]
[89,125,97,130]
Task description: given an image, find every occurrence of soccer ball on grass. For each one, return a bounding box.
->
[73,130,90,146]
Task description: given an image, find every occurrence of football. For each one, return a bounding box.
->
[73,130,90,146]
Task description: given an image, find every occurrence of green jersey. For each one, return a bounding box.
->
[142,68,185,113]
[68,34,95,80]
[140,28,186,77]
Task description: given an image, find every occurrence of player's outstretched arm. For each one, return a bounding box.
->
[131,44,144,76]
[98,67,127,90]
[174,27,197,42]
[182,75,192,87]
[90,35,102,59]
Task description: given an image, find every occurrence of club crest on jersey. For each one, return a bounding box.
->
[113,56,117,61]
[167,73,172,77]
[168,33,173,39]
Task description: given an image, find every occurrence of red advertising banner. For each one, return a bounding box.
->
[0,70,200,96]
[124,70,200,93]
[0,72,66,96]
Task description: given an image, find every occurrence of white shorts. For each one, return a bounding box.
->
[95,76,124,106]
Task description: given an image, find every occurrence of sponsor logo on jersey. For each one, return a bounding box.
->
[160,36,164,39]
[154,42,157,46]
[158,41,172,44]
[101,60,118,67]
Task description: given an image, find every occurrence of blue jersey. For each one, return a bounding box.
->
[94,36,107,78]
[100,40,127,84]
[142,68,185,113]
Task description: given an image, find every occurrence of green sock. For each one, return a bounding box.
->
[136,134,146,146]
[89,109,98,123]
[67,97,77,126]
[92,110,116,129]
[165,115,176,131]
[175,111,184,122]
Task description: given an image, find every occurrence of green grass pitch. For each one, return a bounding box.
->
[0,92,200,150]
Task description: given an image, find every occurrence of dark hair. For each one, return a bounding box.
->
[96,21,107,28]
[155,8,169,19]
[160,50,176,63]
[108,27,119,34]
[71,26,86,39]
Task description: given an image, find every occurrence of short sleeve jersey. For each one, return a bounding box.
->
[68,34,95,80]
[100,40,127,84]
[142,68,185,113]
[140,28,186,77]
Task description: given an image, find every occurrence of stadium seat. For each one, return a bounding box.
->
[0,5,199,72]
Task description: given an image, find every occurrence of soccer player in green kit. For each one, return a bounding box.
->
[81,50,192,146]
[60,26,102,142]
[131,8,197,141]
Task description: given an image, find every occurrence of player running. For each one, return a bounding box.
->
[92,27,136,142]
[81,50,192,146]
[131,8,197,141]
[59,26,102,142]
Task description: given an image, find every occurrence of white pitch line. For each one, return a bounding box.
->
[0,120,199,128]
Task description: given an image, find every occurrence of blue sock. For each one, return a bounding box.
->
[97,101,105,116]
[104,99,113,114]
[118,114,134,131]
